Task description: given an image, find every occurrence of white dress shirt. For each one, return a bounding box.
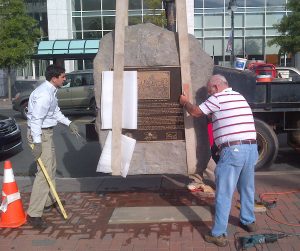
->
[27,81,71,143]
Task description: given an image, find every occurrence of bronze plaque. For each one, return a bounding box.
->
[123,67,185,141]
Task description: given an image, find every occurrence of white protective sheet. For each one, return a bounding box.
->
[101,71,137,129]
[96,131,136,178]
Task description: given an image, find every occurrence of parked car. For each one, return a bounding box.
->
[275,67,300,82]
[0,114,22,155]
[12,70,95,119]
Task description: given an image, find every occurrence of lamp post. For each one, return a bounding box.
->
[228,0,237,67]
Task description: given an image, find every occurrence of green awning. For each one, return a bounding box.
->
[32,39,100,59]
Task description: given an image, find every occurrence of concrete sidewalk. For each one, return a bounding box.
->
[0,173,299,250]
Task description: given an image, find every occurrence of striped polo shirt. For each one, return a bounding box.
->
[199,87,256,146]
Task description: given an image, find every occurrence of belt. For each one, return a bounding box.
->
[28,126,54,130]
[218,139,257,150]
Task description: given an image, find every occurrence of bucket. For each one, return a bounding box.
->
[234,58,247,71]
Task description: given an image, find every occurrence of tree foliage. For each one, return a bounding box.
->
[268,0,300,54]
[0,0,40,69]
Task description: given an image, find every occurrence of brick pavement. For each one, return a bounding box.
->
[0,174,300,251]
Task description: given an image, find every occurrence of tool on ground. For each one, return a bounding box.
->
[0,160,27,228]
[239,233,300,249]
[30,144,68,219]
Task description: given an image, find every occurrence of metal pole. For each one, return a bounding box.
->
[231,9,235,67]
[164,0,176,32]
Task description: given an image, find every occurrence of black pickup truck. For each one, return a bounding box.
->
[214,66,300,170]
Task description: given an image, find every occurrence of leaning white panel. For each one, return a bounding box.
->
[101,71,137,129]
[96,131,136,178]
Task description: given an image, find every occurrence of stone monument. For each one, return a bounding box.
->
[93,23,214,175]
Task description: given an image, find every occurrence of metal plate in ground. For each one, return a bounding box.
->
[109,206,212,224]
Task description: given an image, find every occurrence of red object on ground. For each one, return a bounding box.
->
[0,160,26,228]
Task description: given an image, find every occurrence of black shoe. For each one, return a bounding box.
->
[27,215,48,229]
[44,200,66,213]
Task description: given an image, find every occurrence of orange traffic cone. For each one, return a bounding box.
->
[0,160,26,228]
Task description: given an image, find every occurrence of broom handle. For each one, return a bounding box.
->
[30,144,68,219]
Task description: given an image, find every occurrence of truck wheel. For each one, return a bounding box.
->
[255,119,279,170]
[20,101,29,119]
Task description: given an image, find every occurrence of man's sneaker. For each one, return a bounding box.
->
[204,232,228,247]
[27,215,48,229]
[44,200,66,213]
[240,222,258,232]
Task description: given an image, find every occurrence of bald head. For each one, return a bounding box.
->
[207,74,229,95]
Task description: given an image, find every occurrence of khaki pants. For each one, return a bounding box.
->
[27,128,56,217]
[189,157,216,185]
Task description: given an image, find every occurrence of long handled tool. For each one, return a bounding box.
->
[30,144,68,219]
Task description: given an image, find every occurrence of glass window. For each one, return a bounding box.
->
[204,29,223,37]
[195,0,203,8]
[73,32,83,39]
[129,0,141,9]
[204,38,223,56]
[84,60,94,70]
[233,38,244,55]
[225,0,245,7]
[129,16,142,25]
[82,11,102,16]
[194,15,203,29]
[245,28,264,36]
[73,17,82,31]
[246,0,265,7]
[204,14,223,28]
[265,38,280,54]
[245,38,263,54]
[204,0,224,8]
[82,0,100,11]
[266,28,278,36]
[225,28,243,36]
[83,17,102,30]
[102,0,116,10]
[194,30,203,38]
[266,0,286,6]
[102,16,115,30]
[236,0,245,7]
[266,13,284,26]
[73,0,81,11]
[225,13,244,28]
[246,13,264,27]
[143,0,162,9]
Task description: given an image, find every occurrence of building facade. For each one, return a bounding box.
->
[25,0,291,76]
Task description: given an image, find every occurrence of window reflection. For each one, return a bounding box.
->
[74,0,81,11]
[195,0,203,8]
[102,16,115,30]
[82,0,100,11]
[246,0,265,7]
[129,0,141,9]
[102,0,116,10]
[204,0,224,8]
[83,17,102,30]
[266,0,286,6]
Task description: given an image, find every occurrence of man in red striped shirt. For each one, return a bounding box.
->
[180,74,258,247]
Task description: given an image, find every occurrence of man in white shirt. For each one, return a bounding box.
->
[179,74,258,247]
[26,64,78,229]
